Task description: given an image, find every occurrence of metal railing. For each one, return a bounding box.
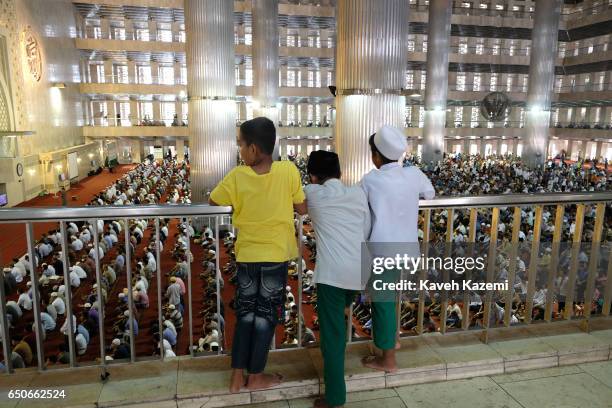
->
[1,192,611,374]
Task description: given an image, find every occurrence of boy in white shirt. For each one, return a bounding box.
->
[361,125,435,373]
[304,151,370,408]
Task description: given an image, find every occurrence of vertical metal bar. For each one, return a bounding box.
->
[602,242,612,316]
[297,215,304,348]
[481,207,499,342]
[59,222,76,367]
[524,206,543,324]
[463,208,477,330]
[439,208,454,334]
[91,219,106,367]
[124,223,136,362]
[155,218,164,361]
[564,204,585,320]
[346,304,353,343]
[583,203,605,324]
[185,219,194,357]
[25,223,45,370]
[416,209,431,335]
[544,205,564,322]
[503,207,522,327]
[214,216,222,355]
[0,252,12,373]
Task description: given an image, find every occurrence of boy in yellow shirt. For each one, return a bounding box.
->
[209,117,306,392]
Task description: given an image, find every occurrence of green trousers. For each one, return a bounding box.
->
[317,284,356,407]
[369,268,399,351]
[371,299,397,350]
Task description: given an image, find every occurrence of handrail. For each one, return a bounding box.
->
[1,192,611,222]
[0,204,232,222]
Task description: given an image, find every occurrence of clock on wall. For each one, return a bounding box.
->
[16,163,23,177]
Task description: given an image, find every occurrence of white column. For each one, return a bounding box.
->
[252,0,280,157]
[335,0,408,184]
[523,0,562,167]
[176,139,185,162]
[422,0,452,164]
[186,0,236,202]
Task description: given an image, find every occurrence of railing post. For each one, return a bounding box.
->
[544,205,565,322]
[0,250,12,373]
[439,209,455,335]
[185,219,194,357]
[90,219,107,369]
[297,215,304,348]
[59,221,77,367]
[416,209,431,335]
[480,207,499,343]
[581,203,606,331]
[524,206,543,324]
[155,218,164,361]
[124,223,136,362]
[564,204,585,320]
[463,208,478,330]
[214,216,222,355]
[25,222,45,370]
[502,206,522,327]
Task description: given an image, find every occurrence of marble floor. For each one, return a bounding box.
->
[1,321,611,408]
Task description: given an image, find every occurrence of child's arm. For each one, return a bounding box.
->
[294,201,308,215]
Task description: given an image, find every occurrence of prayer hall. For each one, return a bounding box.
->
[0,1,612,407]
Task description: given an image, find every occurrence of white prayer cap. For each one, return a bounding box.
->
[373,125,407,160]
[111,338,121,346]
[124,310,130,317]
[84,302,91,308]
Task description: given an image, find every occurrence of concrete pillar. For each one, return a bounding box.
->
[131,139,142,163]
[523,0,562,167]
[129,100,138,125]
[175,139,185,162]
[335,0,408,184]
[422,0,452,164]
[595,141,603,160]
[185,0,236,202]
[252,0,280,158]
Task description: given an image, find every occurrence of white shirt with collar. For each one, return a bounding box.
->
[361,162,435,243]
[304,178,371,290]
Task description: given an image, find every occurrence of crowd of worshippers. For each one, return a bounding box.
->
[285,153,611,339]
[1,159,191,369]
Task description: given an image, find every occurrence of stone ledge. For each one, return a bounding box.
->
[4,323,612,408]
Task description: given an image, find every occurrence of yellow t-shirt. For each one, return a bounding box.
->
[210,161,305,263]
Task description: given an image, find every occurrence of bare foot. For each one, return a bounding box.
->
[395,339,401,350]
[246,372,283,391]
[314,397,343,408]
[361,355,398,373]
[229,369,245,393]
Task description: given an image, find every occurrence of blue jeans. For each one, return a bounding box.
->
[231,262,288,373]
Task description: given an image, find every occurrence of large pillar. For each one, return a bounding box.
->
[335,0,408,184]
[422,0,452,165]
[185,0,236,202]
[252,0,280,158]
[523,0,561,167]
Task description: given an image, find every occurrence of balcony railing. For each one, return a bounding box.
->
[1,192,611,374]
[81,30,186,44]
[85,74,187,86]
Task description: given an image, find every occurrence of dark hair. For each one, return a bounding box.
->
[239,117,276,155]
[307,150,341,181]
[368,133,395,164]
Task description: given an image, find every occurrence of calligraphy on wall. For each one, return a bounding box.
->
[22,26,42,82]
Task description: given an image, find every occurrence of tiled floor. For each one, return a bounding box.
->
[1,323,611,408]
